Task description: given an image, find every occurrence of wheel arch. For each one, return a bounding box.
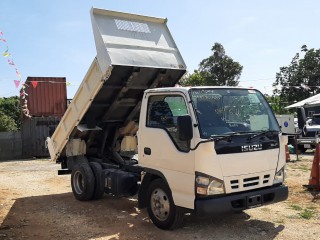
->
[138,168,170,209]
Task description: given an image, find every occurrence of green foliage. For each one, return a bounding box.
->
[179,70,204,86]
[288,204,317,220]
[290,204,303,211]
[0,111,18,131]
[264,94,290,114]
[180,43,243,86]
[0,96,22,132]
[273,45,320,104]
[299,209,315,220]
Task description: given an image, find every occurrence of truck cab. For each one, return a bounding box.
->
[138,87,288,223]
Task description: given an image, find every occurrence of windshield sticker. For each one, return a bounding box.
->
[250,115,269,130]
[248,93,260,104]
[248,89,256,93]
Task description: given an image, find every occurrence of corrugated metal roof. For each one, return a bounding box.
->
[285,93,320,109]
[23,77,67,117]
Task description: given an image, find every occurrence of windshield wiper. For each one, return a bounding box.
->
[248,130,279,141]
[211,132,240,143]
[190,132,239,151]
[190,130,278,151]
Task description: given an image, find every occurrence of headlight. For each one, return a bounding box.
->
[273,167,285,184]
[196,176,210,185]
[196,174,225,195]
[207,179,225,195]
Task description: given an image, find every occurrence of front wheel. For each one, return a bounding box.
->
[146,179,184,230]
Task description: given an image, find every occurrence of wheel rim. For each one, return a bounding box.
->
[73,170,85,194]
[150,188,170,221]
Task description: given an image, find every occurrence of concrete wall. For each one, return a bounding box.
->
[0,131,22,161]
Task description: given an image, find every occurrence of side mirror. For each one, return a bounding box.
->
[297,107,307,129]
[177,115,193,141]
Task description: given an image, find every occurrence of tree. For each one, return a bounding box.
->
[0,111,18,131]
[179,70,203,86]
[0,96,22,131]
[273,45,320,104]
[180,43,243,86]
[264,94,290,115]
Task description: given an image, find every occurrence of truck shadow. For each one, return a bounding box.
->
[0,193,284,240]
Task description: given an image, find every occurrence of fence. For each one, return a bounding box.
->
[0,132,22,160]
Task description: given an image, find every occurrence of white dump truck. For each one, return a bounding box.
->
[47,8,288,230]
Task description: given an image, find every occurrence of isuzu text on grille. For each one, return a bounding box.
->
[241,144,263,152]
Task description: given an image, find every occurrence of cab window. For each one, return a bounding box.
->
[147,95,190,152]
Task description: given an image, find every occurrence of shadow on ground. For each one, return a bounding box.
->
[0,192,284,240]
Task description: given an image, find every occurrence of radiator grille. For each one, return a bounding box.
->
[230,174,270,189]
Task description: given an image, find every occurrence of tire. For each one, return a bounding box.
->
[71,163,95,201]
[67,155,89,171]
[89,162,105,200]
[146,179,184,230]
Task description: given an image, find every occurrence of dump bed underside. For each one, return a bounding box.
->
[82,65,185,126]
[75,65,185,157]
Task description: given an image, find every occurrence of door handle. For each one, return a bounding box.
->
[144,147,151,155]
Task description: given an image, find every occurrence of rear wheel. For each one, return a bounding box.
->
[71,163,95,201]
[89,162,105,200]
[147,179,184,230]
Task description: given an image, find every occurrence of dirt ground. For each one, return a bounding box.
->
[0,153,319,240]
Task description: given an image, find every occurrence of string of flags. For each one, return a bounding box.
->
[0,30,32,117]
[1,30,71,118]
[273,84,319,91]
[1,31,21,88]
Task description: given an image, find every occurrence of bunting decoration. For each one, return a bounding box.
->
[0,30,31,118]
[272,84,320,92]
[0,31,6,43]
[3,47,10,57]
[31,81,38,88]
[1,30,76,116]
[8,59,15,65]
[14,80,20,88]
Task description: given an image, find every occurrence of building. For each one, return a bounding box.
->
[285,93,320,117]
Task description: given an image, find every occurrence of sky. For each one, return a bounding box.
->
[1,0,320,98]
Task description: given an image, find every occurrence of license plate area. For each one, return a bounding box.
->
[304,144,311,148]
[247,195,262,208]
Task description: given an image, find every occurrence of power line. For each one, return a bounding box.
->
[239,77,275,82]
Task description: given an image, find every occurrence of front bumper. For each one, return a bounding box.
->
[195,185,288,217]
[296,138,316,146]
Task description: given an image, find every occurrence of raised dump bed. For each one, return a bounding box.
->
[47,8,186,163]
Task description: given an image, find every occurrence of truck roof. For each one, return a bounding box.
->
[145,86,260,94]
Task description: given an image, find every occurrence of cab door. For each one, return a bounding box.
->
[139,93,195,209]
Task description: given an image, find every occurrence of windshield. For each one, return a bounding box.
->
[189,88,280,138]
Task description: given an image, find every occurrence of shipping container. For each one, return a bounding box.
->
[21,116,60,157]
[23,77,67,117]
